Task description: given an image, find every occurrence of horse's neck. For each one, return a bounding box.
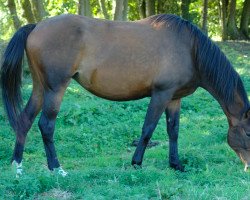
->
[205,82,249,126]
[221,93,248,126]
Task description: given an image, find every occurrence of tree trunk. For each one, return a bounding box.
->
[114,0,124,20]
[122,0,128,21]
[227,0,241,40]
[7,0,21,30]
[78,0,92,17]
[30,0,47,21]
[202,0,208,35]
[240,0,250,39]
[219,0,228,40]
[99,0,110,19]
[181,0,191,21]
[146,0,155,17]
[139,0,146,19]
[21,0,36,23]
[78,0,84,15]
[157,0,164,14]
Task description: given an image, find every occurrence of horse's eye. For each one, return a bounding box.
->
[244,129,250,137]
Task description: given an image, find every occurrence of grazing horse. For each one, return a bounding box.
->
[1,14,250,176]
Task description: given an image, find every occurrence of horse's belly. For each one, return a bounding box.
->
[74,68,152,101]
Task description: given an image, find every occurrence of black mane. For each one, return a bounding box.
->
[149,14,249,110]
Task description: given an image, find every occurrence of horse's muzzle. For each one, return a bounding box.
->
[244,164,250,172]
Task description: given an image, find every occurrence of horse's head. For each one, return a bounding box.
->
[228,111,250,171]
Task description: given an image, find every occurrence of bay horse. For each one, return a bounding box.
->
[1,14,250,176]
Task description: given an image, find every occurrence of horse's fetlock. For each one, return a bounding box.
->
[142,134,151,144]
[169,134,178,141]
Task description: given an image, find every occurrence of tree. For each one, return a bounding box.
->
[146,0,155,17]
[164,0,179,15]
[7,0,21,30]
[30,0,47,21]
[139,0,146,19]
[157,0,165,14]
[181,0,191,21]
[122,0,128,21]
[99,0,110,19]
[240,0,250,39]
[227,0,241,39]
[21,0,36,23]
[202,0,208,34]
[114,0,124,20]
[219,0,228,40]
[78,0,92,17]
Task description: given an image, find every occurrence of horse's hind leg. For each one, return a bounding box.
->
[12,87,43,175]
[38,83,69,175]
[132,89,174,166]
[165,99,184,171]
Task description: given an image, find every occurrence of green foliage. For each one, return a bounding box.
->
[0,1,16,41]
[0,41,250,199]
[46,0,77,16]
[164,0,180,15]
[0,0,249,40]
[189,0,220,37]
[127,1,140,21]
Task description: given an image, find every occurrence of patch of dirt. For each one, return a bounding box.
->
[131,139,160,148]
[35,188,72,200]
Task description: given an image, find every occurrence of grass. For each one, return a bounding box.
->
[0,41,250,199]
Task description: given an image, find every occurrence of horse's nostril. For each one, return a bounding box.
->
[244,164,249,172]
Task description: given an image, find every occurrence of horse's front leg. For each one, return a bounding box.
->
[165,99,184,171]
[131,89,174,167]
[38,86,68,176]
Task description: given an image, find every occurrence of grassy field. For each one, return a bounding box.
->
[0,41,250,199]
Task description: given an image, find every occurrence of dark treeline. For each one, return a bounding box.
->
[0,0,249,40]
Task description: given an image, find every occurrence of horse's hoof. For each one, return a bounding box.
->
[12,160,23,178]
[131,160,142,169]
[170,163,185,172]
[132,164,142,170]
[53,166,68,177]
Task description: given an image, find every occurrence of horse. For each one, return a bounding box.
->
[1,14,250,176]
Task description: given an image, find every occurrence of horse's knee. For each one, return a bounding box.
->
[38,116,55,141]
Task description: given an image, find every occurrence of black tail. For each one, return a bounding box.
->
[1,24,36,130]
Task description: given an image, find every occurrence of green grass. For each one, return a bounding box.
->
[0,41,250,199]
